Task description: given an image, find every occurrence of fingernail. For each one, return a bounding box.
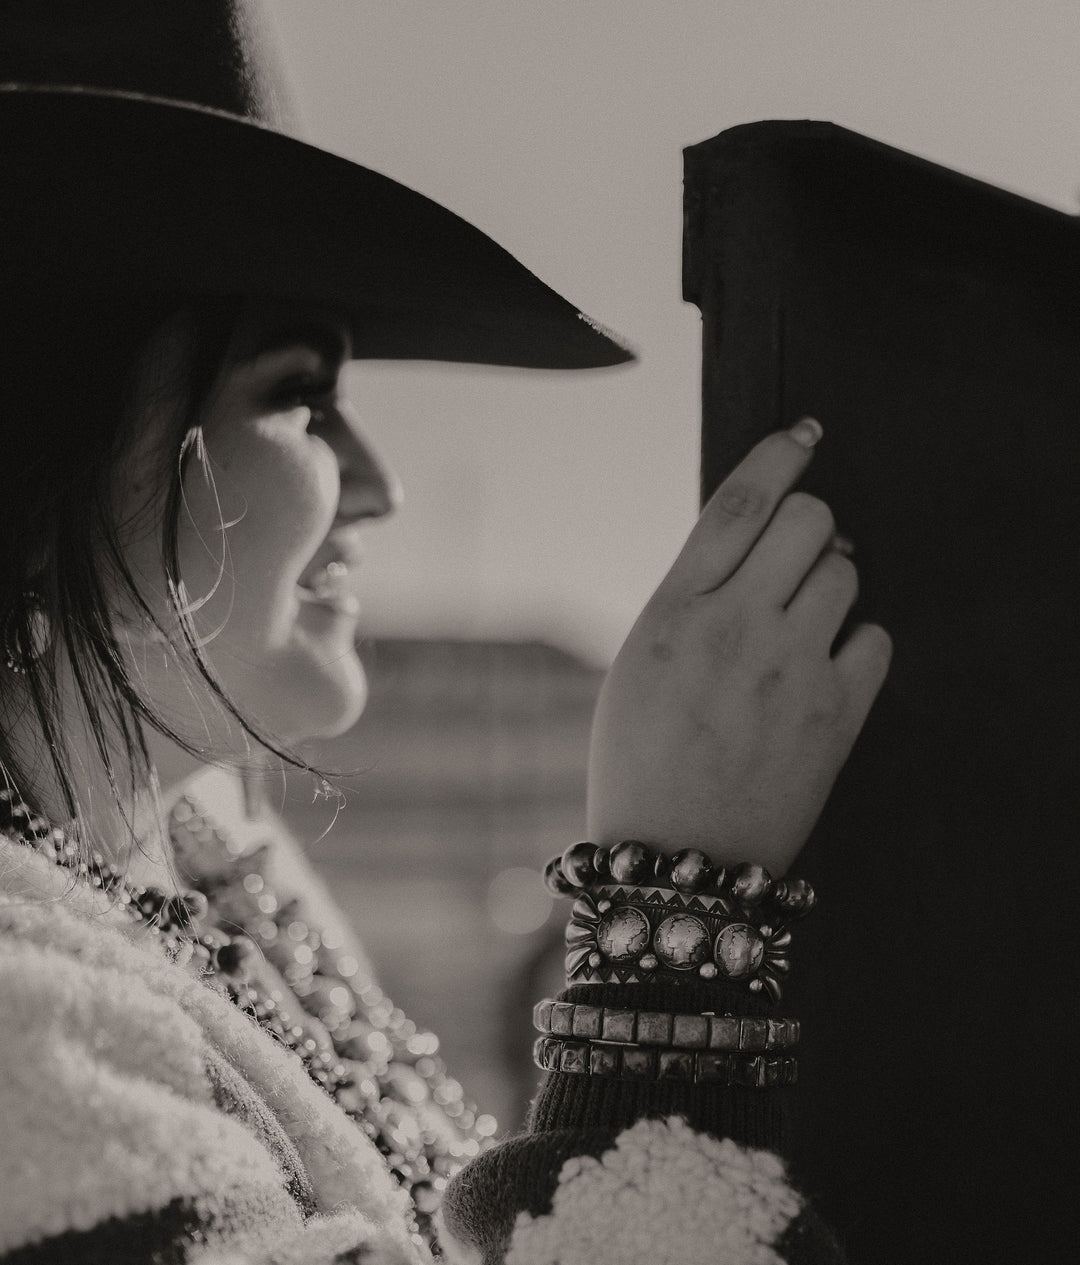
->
[833,534,855,556]
[789,416,823,448]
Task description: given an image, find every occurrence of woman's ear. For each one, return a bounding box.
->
[2,588,53,675]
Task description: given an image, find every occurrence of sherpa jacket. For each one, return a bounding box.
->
[0,829,844,1264]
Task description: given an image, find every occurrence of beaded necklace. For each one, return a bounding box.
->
[0,787,496,1254]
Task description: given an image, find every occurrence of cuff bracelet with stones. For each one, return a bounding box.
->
[543,840,816,1001]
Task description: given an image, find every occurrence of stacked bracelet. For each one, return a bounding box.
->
[533,1000,799,1052]
[533,1037,798,1087]
[543,841,815,1001]
[532,1000,799,1085]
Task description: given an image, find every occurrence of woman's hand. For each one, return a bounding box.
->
[587,419,892,875]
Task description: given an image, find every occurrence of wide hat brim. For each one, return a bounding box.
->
[1,88,634,369]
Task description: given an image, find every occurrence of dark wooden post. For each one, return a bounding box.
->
[683,121,1080,1265]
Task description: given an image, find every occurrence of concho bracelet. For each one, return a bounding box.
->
[533,1000,799,1052]
[543,841,815,1000]
[533,1036,798,1087]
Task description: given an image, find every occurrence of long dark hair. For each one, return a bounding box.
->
[0,296,326,849]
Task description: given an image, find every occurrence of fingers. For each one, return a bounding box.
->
[833,620,893,720]
[666,420,822,596]
[734,491,839,608]
[785,546,859,648]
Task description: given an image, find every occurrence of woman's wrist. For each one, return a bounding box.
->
[527,977,797,1149]
[534,992,799,1086]
[525,840,810,1161]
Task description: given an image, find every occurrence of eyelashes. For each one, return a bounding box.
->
[273,372,334,405]
[271,373,338,428]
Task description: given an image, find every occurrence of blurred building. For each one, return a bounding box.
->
[280,637,602,1130]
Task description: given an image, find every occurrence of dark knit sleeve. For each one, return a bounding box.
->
[530,978,792,1146]
[439,977,847,1265]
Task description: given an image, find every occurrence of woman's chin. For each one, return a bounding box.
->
[259,639,369,744]
[304,671,369,741]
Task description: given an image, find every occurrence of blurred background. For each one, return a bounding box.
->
[267,0,1080,1128]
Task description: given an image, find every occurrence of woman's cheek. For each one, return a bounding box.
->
[300,432,344,534]
[232,437,342,633]
[246,426,340,535]
[208,427,336,562]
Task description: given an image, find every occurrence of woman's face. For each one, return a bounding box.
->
[119,302,400,751]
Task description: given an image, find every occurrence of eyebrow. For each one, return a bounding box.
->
[239,320,351,367]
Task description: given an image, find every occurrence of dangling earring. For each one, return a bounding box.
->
[1,618,26,674]
[2,590,48,675]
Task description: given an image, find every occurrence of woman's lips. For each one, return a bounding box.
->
[297,560,361,616]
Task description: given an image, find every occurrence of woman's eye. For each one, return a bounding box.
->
[273,374,336,420]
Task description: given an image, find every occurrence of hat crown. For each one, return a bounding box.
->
[0,0,295,127]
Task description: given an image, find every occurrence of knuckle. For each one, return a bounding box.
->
[703,607,748,663]
[650,639,675,663]
[716,478,768,520]
[804,689,845,730]
[753,663,787,700]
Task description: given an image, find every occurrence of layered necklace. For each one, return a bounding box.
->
[0,787,495,1254]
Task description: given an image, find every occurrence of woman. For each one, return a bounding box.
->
[0,4,891,1262]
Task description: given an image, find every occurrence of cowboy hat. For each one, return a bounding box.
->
[0,0,633,369]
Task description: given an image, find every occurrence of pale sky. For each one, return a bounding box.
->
[269,0,1080,665]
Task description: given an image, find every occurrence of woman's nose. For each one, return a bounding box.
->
[328,400,403,522]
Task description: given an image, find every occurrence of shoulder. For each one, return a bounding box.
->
[0,858,283,1256]
[0,837,419,1264]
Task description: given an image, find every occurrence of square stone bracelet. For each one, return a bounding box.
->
[533,1000,798,1052]
[532,1036,799,1087]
